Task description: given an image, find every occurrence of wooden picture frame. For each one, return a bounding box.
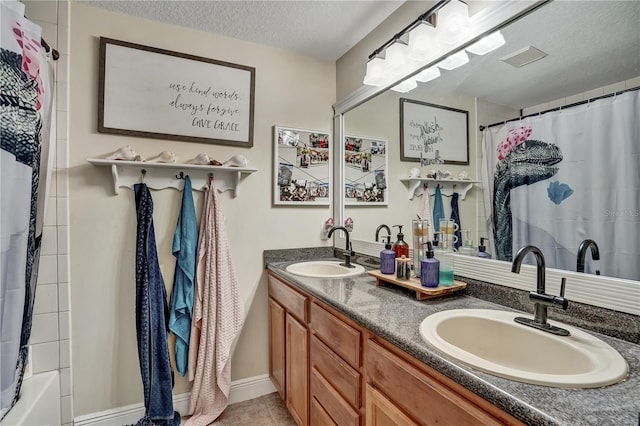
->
[273,126,331,205]
[400,98,469,164]
[344,134,388,205]
[98,37,255,147]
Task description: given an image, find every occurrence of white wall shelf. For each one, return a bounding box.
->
[87,158,258,196]
[400,178,479,200]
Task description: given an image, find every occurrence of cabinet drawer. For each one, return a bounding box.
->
[268,274,307,322]
[311,367,360,426]
[310,302,361,368]
[366,339,508,426]
[311,397,338,426]
[311,335,360,408]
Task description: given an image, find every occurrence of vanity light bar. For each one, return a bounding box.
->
[362,0,512,93]
[362,0,448,87]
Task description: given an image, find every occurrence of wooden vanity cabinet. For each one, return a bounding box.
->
[268,274,309,426]
[309,301,363,426]
[364,338,525,426]
[268,272,524,426]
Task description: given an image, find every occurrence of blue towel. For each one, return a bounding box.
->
[169,176,198,377]
[450,192,462,250]
[134,183,180,425]
[433,184,445,238]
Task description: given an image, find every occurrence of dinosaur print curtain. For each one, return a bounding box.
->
[1,1,55,419]
[481,89,640,281]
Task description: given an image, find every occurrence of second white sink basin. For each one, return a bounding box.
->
[285,260,365,278]
[419,309,628,388]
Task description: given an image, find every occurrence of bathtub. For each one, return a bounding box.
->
[1,371,60,425]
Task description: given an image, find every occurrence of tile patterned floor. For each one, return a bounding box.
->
[182,392,296,425]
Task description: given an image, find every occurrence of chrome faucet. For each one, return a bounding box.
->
[328,226,355,268]
[577,239,600,274]
[511,245,570,336]
[375,224,391,242]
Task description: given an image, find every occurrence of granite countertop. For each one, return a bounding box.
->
[265,250,640,426]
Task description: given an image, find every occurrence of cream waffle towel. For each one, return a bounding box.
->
[419,183,435,242]
[186,179,244,425]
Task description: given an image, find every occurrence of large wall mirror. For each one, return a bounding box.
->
[336,0,640,285]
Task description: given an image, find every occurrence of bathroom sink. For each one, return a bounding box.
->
[285,261,365,278]
[419,309,628,388]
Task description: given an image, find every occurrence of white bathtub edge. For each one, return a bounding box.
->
[1,370,60,426]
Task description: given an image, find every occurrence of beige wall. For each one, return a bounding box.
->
[69,3,335,416]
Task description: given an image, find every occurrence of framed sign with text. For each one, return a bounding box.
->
[400,98,468,165]
[98,37,255,147]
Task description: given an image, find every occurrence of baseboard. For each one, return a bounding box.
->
[74,374,276,425]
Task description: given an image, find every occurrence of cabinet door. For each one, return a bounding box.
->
[366,339,514,426]
[286,313,309,426]
[366,384,418,426]
[269,298,286,399]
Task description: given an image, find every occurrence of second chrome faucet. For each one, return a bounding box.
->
[511,245,570,336]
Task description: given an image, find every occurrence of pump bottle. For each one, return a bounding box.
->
[420,241,440,287]
[478,237,492,259]
[379,236,396,275]
[392,225,409,258]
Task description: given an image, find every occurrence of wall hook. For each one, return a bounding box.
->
[141,169,147,182]
[175,171,185,179]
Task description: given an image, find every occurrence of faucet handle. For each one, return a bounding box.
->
[560,277,566,298]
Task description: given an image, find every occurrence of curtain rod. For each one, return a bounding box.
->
[23,10,60,60]
[479,85,640,131]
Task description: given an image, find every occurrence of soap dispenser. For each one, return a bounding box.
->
[420,241,440,288]
[392,225,409,258]
[478,237,492,259]
[380,236,396,275]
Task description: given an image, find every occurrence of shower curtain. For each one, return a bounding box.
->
[481,90,640,280]
[1,1,55,420]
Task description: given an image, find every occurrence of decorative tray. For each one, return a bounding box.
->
[368,270,467,301]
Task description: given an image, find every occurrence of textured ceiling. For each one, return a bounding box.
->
[84,0,405,61]
[413,0,640,109]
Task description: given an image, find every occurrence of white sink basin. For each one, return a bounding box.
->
[419,309,628,388]
[285,260,365,278]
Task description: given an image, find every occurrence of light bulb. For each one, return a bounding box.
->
[391,78,417,93]
[437,0,472,46]
[415,66,441,83]
[408,21,437,61]
[437,50,469,70]
[384,40,411,74]
[362,57,387,86]
[466,31,505,55]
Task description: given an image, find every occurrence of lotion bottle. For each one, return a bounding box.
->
[392,225,409,258]
[420,242,440,288]
[380,236,396,275]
